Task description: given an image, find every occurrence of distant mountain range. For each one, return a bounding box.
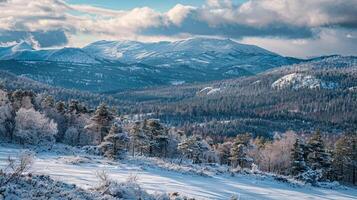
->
[0,38,300,92]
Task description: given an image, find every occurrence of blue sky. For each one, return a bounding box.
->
[0,0,356,58]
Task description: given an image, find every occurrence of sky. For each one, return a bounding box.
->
[0,0,356,58]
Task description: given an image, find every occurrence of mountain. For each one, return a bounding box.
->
[0,38,301,92]
[83,38,298,73]
[1,55,356,136]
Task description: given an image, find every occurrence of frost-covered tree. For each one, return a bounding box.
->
[258,132,297,174]
[10,90,35,111]
[217,141,233,165]
[230,133,252,168]
[55,101,66,114]
[41,95,55,108]
[86,103,114,143]
[129,121,150,156]
[178,135,210,164]
[0,89,15,140]
[14,108,58,145]
[100,124,129,159]
[307,131,332,180]
[290,138,307,176]
[143,119,169,157]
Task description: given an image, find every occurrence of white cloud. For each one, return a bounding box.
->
[240,28,357,58]
[0,0,356,56]
[167,4,195,26]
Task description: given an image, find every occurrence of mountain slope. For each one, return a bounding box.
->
[0,38,300,92]
[109,56,357,136]
[84,38,299,73]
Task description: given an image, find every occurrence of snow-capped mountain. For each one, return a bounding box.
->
[83,38,297,73]
[45,48,100,64]
[0,38,302,92]
[0,42,99,64]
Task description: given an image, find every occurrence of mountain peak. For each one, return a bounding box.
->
[11,41,34,52]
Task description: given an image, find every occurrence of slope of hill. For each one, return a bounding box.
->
[84,38,299,73]
[1,145,356,200]
[109,56,357,137]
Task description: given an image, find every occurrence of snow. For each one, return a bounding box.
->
[1,144,356,200]
[170,80,185,85]
[272,73,338,90]
[198,87,221,95]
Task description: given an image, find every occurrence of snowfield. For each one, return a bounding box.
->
[272,73,338,90]
[0,144,356,200]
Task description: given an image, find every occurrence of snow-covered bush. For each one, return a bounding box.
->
[63,127,80,145]
[13,108,58,145]
[95,171,158,200]
[296,169,322,186]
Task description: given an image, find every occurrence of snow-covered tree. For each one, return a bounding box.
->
[10,90,35,111]
[14,108,58,145]
[258,132,297,174]
[100,124,129,159]
[129,121,149,156]
[143,119,169,157]
[55,101,66,114]
[307,131,332,180]
[86,103,114,144]
[178,135,210,164]
[217,141,233,165]
[290,138,307,176]
[230,133,252,168]
[0,89,15,140]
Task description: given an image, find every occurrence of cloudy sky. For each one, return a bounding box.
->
[0,0,356,58]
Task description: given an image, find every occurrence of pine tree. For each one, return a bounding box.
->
[291,138,307,176]
[333,133,357,184]
[307,131,332,181]
[129,121,149,156]
[100,124,129,159]
[42,95,55,108]
[178,135,210,164]
[145,119,168,157]
[229,133,252,168]
[88,103,114,142]
[55,101,66,114]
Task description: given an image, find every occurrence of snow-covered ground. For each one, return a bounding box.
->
[0,144,356,200]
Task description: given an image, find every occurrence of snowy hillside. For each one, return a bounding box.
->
[272,73,338,90]
[83,38,297,73]
[1,144,356,200]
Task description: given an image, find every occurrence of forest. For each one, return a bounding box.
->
[0,87,356,186]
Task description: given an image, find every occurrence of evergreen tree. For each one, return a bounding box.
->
[229,133,252,168]
[56,101,66,114]
[129,121,149,156]
[100,124,129,159]
[145,119,169,157]
[291,138,307,176]
[178,135,210,164]
[88,103,114,143]
[42,95,55,108]
[333,133,357,185]
[307,131,332,180]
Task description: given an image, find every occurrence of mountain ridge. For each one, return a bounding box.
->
[0,37,307,92]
